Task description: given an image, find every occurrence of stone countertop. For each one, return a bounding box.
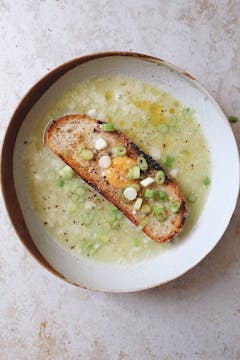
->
[0,1,239,359]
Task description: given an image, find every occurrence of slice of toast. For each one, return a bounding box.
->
[45,114,186,243]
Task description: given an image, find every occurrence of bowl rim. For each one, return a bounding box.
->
[1,51,239,292]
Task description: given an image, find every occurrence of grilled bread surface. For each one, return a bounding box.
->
[45,114,186,243]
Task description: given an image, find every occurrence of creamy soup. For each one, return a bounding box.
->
[22,77,211,263]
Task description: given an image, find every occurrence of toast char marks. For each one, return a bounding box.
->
[45,114,186,243]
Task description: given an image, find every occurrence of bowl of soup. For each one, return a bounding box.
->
[1,52,239,292]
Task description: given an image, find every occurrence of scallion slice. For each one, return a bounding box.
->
[159,190,167,200]
[57,177,65,187]
[137,156,148,171]
[110,206,123,220]
[73,185,86,197]
[164,155,175,168]
[144,189,155,199]
[169,201,181,213]
[155,206,167,222]
[58,165,74,180]
[141,204,152,214]
[129,166,140,179]
[80,149,94,160]
[203,176,211,186]
[112,146,127,157]
[95,233,109,244]
[102,123,115,131]
[134,197,143,211]
[133,238,140,247]
[155,170,165,184]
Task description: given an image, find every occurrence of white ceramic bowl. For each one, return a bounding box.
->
[2,52,239,292]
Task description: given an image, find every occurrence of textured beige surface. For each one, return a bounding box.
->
[0,0,240,359]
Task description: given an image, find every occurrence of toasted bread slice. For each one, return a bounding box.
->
[45,114,186,243]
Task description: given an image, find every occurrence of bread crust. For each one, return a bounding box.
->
[46,114,186,243]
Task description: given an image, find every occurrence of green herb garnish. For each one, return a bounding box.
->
[164,155,175,168]
[57,177,65,187]
[229,115,238,123]
[102,123,115,131]
[203,176,211,186]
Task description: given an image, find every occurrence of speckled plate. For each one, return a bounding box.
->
[1,52,239,292]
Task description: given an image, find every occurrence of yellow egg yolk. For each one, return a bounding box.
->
[105,156,136,188]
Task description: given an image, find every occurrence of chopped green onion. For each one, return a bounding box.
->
[158,123,169,134]
[112,146,127,157]
[144,189,155,199]
[102,123,115,131]
[81,238,93,254]
[58,165,74,180]
[188,192,198,202]
[130,183,140,192]
[81,238,102,256]
[95,233,109,243]
[203,176,211,186]
[169,201,181,213]
[80,149,94,160]
[183,107,194,115]
[141,204,152,214]
[57,177,65,187]
[229,115,238,123]
[129,166,140,179]
[137,156,148,171]
[116,212,123,220]
[133,238,140,247]
[73,185,86,197]
[164,155,175,168]
[107,214,117,226]
[134,197,143,211]
[159,190,167,200]
[109,205,118,211]
[138,217,150,230]
[110,206,123,219]
[155,206,167,222]
[107,206,123,226]
[155,170,165,184]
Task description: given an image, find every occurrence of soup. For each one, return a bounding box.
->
[22,77,211,263]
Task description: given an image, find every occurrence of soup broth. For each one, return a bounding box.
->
[22,77,211,263]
